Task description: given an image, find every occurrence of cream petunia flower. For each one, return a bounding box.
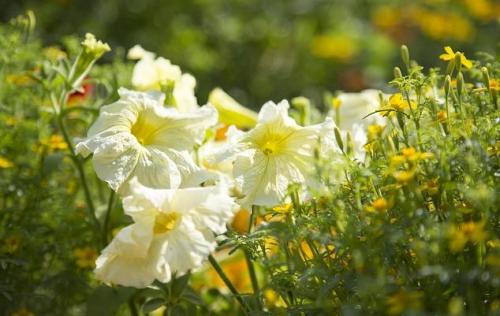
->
[220,100,334,208]
[333,90,387,160]
[131,51,198,112]
[95,179,236,288]
[75,88,217,194]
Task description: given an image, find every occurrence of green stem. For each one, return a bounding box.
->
[245,205,262,308]
[208,255,249,314]
[102,189,116,244]
[55,93,101,243]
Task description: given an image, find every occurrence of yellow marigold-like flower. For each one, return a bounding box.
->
[371,197,389,212]
[437,110,447,123]
[73,247,98,269]
[393,170,415,185]
[231,208,250,234]
[41,135,68,152]
[387,290,423,315]
[4,235,21,254]
[43,46,67,61]
[439,46,473,69]
[367,124,385,140]
[264,288,287,308]
[311,34,359,62]
[331,97,342,110]
[489,79,500,92]
[272,203,292,214]
[448,220,488,252]
[11,308,34,316]
[0,157,14,169]
[388,93,416,111]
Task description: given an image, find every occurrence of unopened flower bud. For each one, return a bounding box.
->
[393,66,403,79]
[401,45,410,71]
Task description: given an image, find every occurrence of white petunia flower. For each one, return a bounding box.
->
[75,88,217,194]
[220,100,334,208]
[333,90,387,160]
[95,179,236,288]
[131,53,198,112]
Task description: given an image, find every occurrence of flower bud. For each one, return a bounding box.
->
[481,67,490,90]
[444,75,452,99]
[393,66,402,79]
[454,52,462,74]
[334,127,344,153]
[401,45,410,71]
[457,72,464,98]
[291,96,311,126]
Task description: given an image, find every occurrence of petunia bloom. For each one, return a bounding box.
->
[94,179,236,288]
[131,50,198,112]
[219,100,334,208]
[76,88,217,194]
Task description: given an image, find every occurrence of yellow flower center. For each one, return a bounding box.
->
[154,212,181,235]
[131,112,162,146]
[262,140,279,155]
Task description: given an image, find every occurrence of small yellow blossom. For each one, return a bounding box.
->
[311,35,359,62]
[43,46,67,61]
[4,235,21,254]
[439,46,473,69]
[425,178,439,195]
[437,110,447,123]
[272,203,292,214]
[73,247,98,269]
[11,308,34,316]
[6,73,34,86]
[390,155,406,167]
[448,220,488,252]
[41,135,68,152]
[0,157,14,169]
[231,209,250,234]
[367,124,385,140]
[331,97,342,109]
[389,93,416,111]
[371,197,389,212]
[264,288,287,308]
[372,6,402,29]
[394,170,415,185]
[489,79,499,92]
[387,290,423,315]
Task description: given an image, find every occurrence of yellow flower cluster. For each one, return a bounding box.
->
[73,247,98,269]
[448,221,487,252]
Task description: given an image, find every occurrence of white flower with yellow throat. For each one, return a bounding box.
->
[76,88,217,194]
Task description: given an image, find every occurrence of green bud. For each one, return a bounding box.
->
[457,72,464,98]
[444,75,452,98]
[346,132,354,155]
[334,127,344,152]
[393,66,403,79]
[291,96,311,126]
[401,45,410,71]
[387,136,397,153]
[481,67,490,90]
[445,58,455,76]
[68,33,110,90]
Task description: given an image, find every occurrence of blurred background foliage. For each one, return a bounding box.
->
[1,0,498,108]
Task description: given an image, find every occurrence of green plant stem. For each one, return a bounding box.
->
[208,254,249,314]
[54,92,101,244]
[102,189,116,244]
[245,205,261,308]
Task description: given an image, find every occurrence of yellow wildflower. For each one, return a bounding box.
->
[73,247,98,269]
[387,290,423,315]
[11,308,34,316]
[231,209,250,234]
[437,110,447,123]
[389,93,416,111]
[311,35,359,62]
[372,6,402,29]
[41,135,68,152]
[272,203,292,214]
[448,220,488,252]
[4,235,21,254]
[390,155,406,168]
[489,79,499,92]
[6,73,34,86]
[439,46,473,69]
[394,170,415,185]
[372,197,389,212]
[331,97,342,110]
[0,157,14,169]
[367,124,385,140]
[264,288,287,308]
